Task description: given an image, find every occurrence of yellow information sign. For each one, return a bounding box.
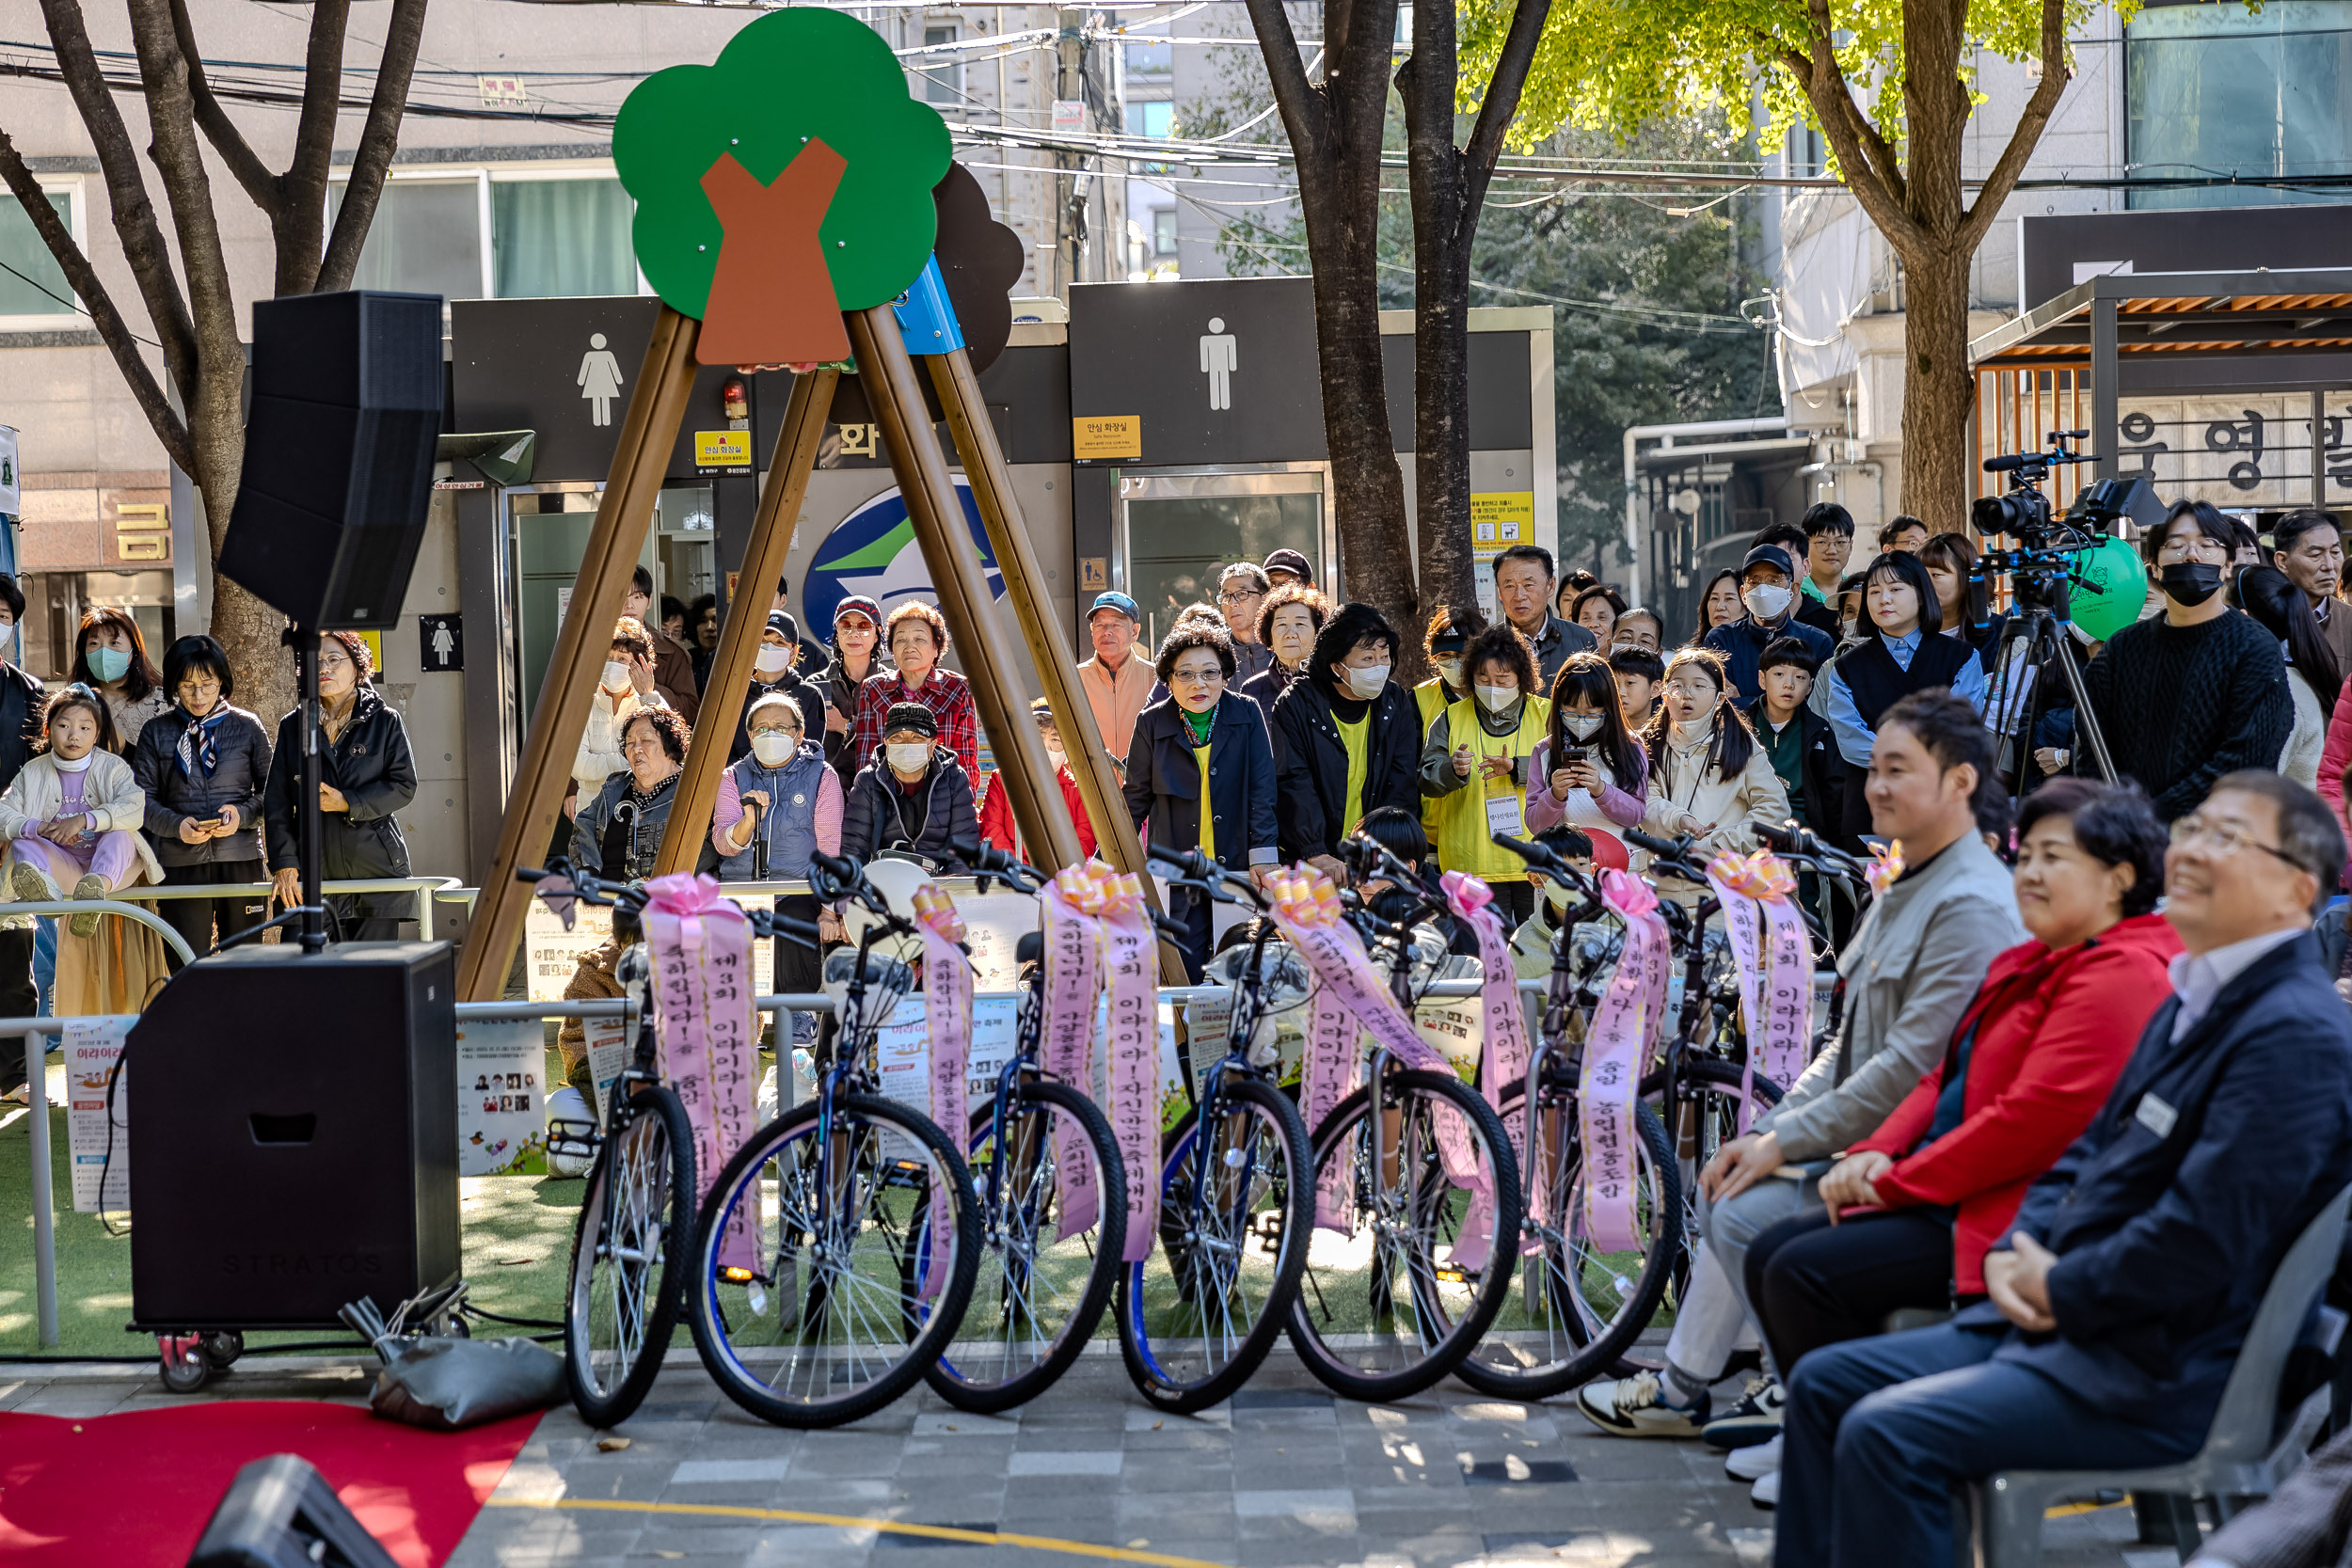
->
[1470,492,1534,555]
[694,430,754,468]
[1073,415,1142,460]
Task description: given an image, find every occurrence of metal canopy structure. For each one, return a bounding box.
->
[1970,267,2352,511]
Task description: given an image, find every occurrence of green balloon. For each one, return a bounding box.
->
[2065,533,2149,642]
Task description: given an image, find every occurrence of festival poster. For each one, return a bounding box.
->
[583,1013,632,1129]
[956,892,1041,990]
[456,1019,546,1176]
[871,993,931,1160]
[64,1018,130,1213]
[524,899,612,1003]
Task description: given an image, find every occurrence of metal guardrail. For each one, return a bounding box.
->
[106,876,465,941]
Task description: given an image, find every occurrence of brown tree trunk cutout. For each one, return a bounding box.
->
[698,139,851,367]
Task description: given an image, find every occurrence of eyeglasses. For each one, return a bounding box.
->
[2154,536,2231,564]
[2169,812,2305,871]
[1216,590,1263,607]
[1169,668,1224,687]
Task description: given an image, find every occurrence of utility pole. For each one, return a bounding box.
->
[1055,9,1089,293]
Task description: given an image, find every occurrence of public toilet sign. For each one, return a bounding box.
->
[613,8,953,367]
[0,424,18,515]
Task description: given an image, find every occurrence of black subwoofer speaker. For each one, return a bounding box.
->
[130,943,460,1330]
[218,291,443,630]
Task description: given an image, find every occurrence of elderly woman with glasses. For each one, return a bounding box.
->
[262,630,419,941]
[2075,499,2296,819]
[572,705,694,883]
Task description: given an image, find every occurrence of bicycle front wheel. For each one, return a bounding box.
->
[1453,1083,1679,1400]
[690,1093,981,1428]
[1114,1076,1311,1414]
[1287,1069,1522,1402]
[926,1078,1128,1412]
[564,1084,696,1427]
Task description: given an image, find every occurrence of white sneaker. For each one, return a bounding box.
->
[1750,1468,1780,1510]
[1725,1433,1782,1482]
[545,1087,596,1178]
[1576,1370,1709,1438]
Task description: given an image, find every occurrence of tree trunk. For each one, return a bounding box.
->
[1398,40,1474,668]
[1896,241,1975,532]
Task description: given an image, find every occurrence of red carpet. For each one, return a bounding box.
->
[0,1400,542,1566]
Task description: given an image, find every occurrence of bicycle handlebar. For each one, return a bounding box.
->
[516,859,823,950]
[1751,819,1866,881]
[1144,842,1269,911]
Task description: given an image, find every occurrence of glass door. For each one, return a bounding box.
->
[1115,467,1329,651]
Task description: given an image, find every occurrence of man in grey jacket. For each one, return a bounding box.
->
[1580,691,2025,1465]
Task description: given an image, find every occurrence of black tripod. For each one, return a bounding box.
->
[1984,603,2117,796]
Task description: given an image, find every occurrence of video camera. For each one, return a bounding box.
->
[1966,430,2123,628]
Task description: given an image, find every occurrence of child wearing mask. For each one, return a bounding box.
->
[1526,651,1648,869]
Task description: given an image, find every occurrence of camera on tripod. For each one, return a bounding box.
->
[1968,430,2117,623]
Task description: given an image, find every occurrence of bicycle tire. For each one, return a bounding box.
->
[1286,1069,1522,1402]
[1114,1075,1311,1415]
[564,1084,695,1428]
[926,1079,1128,1413]
[1453,1088,1679,1401]
[690,1093,981,1429]
[1656,1054,1783,1303]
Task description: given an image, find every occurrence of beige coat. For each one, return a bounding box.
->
[1638,728,1790,895]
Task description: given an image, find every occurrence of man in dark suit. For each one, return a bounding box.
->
[1772,770,2352,1568]
[0,574,44,1095]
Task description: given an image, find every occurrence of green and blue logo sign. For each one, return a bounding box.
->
[801,476,1005,635]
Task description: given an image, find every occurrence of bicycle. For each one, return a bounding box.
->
[1117,845,1314,1414]
[518,859,797,1427]
[685,848,983,1428]
[1280,834,1523,1402]
[915,838,1130,1413]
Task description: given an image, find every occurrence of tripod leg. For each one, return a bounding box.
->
[2053,635,2120,784]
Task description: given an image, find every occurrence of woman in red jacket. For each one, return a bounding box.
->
[1742,778,2179,1379]
[976,696,1097,859]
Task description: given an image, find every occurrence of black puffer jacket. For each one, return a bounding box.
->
[131,703,274,867]
[840,754,976,872]
[1269,657,1420,862]
[262,687,417,879]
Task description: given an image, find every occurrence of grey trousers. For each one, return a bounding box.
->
[1662,1165,1827,1383]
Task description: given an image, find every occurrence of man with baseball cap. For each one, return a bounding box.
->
[1078,590,1153,764]
[1263,548,1313,589]
[1703,543,1836,705]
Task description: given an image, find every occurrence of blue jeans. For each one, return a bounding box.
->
[1775,1322,2201,1568]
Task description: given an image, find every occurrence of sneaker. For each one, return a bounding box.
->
[1576,1370,1710,1438]
[1701,1375,1787,1449]
[545,1087,596,1178]
[1750,1468,1779,1510]
[1724,1433,1782,1482]
[9,861,49,905]
[68,874,109,938]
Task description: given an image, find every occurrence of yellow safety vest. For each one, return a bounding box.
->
[1431,693,1550,882]
[1413,679,1453,832]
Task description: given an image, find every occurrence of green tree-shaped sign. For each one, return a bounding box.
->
[614,8,953,368]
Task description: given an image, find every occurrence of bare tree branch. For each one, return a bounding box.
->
[1461,0,1552,208]
[35,0,199,388]
[120,0,240,366]
[273,0,353,293]
[0,125,194,475]
[1237,0,1326,159]
[167,0,273,213]
[1770,24,1927,254]
[319,0,428,293]
[1956,0,2068,254]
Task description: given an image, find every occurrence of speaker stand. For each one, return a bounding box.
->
[285,624,327,954]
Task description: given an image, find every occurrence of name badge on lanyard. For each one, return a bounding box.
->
[1485,786,1525,840]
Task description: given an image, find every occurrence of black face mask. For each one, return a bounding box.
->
[2159,562,2224,607]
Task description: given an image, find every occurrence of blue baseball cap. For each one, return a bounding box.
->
[1089,591,1140,623]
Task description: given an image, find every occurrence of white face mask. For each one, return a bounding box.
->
[1742,584,1793,622]
[1562,712,1605,740]
[1672,715,1714,744]
[751,731,798,768]
[1343,662,1390,700]
[754,644,791,676]
[1044,743,1067,768]
[52,750,91,773]
[885,742,931,773]
[1475,684,1518,713]
[1435,657,1466,689]
[601,660,629,692]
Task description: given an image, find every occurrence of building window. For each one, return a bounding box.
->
[0,190,76,319]
[1124,40,1171,75]
[1124,101,1174,137]
[920,25,961,105]
[1152,208,1178,256]
[337,180,484,301]
[2126,0,2352,209]
[493,178,636,298]
[1787,124,1824,180]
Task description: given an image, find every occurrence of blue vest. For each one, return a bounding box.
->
[717,743,828,880]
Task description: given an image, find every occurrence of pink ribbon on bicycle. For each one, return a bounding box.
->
[1439,869,1533,1269]
[643,873,760,1272]
[1581,869,1670,1253]
[915,893,972,1299]
[1099,883,1161,1261]
[1038,874,1104,1240]
[1264,871,1480,1237]
[1704,849,1814,1131]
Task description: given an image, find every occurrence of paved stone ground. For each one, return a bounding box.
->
[0,1347,2197,1567]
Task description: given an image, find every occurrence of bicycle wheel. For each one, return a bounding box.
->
[564,1084,696,1427]
[1653,1055,1783,1304]
[1453,1085,1679,1400]
[1114,1076,1311,1414]
[690,1092,981,1428]
[925,1079,1128,1412]
[1286,1069,1521,1402]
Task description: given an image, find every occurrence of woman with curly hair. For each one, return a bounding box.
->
[1639,646,1788,895]
[571,704,697,882]
[1270,602,1420,879]
[1238,582,1331,746]
[1123,622,1277,978]
[262,630,419,941]
[1419,621,1552,922]
[848,599,980,782]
